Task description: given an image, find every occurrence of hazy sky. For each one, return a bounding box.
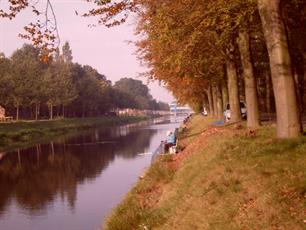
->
[0,0,174,103]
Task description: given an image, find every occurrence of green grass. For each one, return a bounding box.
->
[0,116,148,151]
[104,115,306,230]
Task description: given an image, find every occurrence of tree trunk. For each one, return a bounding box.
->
[212,85,218,118]
[16,103,19,121]
[62,105,65,118]
[294,70,304,133]
[35,103,39,120]
[206,86,214,117]
[265,72,272,118]
[222,83,229,107]
[294,67,304,114]
[49,104,53,120]
[226,59,242,122]
[238,31,261,128]
[303,58,306,114]
[216,84,224,120]
[258,0,301,138]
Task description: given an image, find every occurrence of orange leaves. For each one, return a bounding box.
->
[0,0,29,19]
[41,54,51,63]
[31,6,40,16]
[18,22,57,62]
[1,0,60,62]
[83,0,137,27]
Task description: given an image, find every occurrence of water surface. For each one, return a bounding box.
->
[0,117,182,230]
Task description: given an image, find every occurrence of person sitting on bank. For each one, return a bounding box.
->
[164,130,176,152]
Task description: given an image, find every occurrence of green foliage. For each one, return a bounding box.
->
[61,41,73,63]
[0,55,12,106]
[114,77,166,110]
[10,44,45,107]
[191,102,203,114]
[0,42,169,120]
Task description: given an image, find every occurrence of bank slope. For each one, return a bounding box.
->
[104,115,306,230]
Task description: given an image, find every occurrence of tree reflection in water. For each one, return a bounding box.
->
[0,122,157,216]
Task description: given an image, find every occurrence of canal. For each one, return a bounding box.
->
[0,116,182,230]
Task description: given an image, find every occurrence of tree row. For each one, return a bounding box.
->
[87,0,305,138]
[0,42,169,120]
[2,0,305,138]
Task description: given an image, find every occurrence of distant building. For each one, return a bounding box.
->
[117,108,169,116]
[169,101,192,115]
[0,106,5,118]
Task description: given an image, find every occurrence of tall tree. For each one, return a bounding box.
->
[238,31,261,128]
[10,45,43,120]
[0,55,12,109]
[114,78,152,109]
[62,41,73,63]
[258,0,302,138]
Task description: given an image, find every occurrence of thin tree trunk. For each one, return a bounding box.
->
[294,71,302,114]
[212,85,218,118]
[265,72,272,119]
[35,103,39,120]
[238,31,261,128]
[303,59,306,114]
[50,104,53,120]
[62,105,65,118]
[294,65,305,115]
[258,0,301,138]
[216,84,224,120]
[226,59,242,122]
[206,86,214,117]
[222,83,229,107]
[16,103,19,121]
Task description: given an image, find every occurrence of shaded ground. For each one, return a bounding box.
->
[260,113,306,129]
[104,115,306,230]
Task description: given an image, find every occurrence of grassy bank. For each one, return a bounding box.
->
[104,115,306,230]
[0,116,148,151]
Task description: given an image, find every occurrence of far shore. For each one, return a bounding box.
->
[0,115,150,152]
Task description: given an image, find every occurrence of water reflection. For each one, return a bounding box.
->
[0,121,157,214]
[0,117,181,230]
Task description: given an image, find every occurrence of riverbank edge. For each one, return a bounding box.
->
[103,115,306,230]
[0,116,150,152]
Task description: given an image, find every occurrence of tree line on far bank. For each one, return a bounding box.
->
[0,42,169,120]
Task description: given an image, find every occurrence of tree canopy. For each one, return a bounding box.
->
[1,0,306,137]
[0,43,169,120]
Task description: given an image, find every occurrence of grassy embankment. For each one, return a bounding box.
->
[104,115,306,230]
[0,116,148,151]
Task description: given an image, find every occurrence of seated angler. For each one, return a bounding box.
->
[164,130,176,153]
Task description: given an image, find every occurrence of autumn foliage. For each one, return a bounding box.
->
[1,0,306,137]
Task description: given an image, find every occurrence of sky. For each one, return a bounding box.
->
[0,0,175,103]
